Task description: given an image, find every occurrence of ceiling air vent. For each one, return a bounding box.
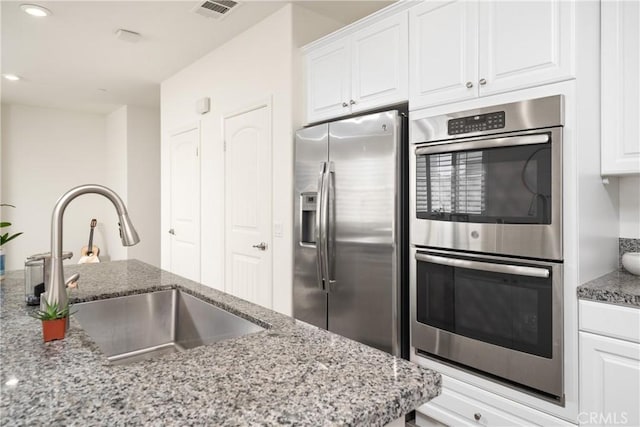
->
[192,0,240,20]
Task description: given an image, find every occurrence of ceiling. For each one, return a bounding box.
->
[1,0,392,114]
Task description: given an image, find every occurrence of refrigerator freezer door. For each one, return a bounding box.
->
[328,111,401,355]
[293,124,329,329]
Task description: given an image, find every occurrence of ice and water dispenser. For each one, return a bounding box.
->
[300,192,317,245]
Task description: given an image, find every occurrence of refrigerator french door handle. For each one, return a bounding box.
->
[323,162,336,291]
[315,162,327,290]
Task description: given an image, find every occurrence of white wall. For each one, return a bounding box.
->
[1,103,161,271]
[104,105,161,266]
[161,4,337,315]
[619,176,640,238]
[104,106,128,261]
[0,104,116,269]
[162,4,292,313]
[126,105,161,267]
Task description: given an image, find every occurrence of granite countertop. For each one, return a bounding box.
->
[0,260,440,426]
[577,269,640,308]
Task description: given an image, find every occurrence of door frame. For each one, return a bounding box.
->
[167,121,201,281]
[221,96,273,300]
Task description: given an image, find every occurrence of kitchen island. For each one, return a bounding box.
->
[0,260,440,426]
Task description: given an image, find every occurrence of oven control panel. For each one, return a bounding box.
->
[448,111,505,135]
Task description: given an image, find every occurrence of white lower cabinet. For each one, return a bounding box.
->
[415,376,574,427]
[416,387,531,427]
[578,300,640,427]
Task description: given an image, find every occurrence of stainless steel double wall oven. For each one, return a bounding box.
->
[409,96,565,400]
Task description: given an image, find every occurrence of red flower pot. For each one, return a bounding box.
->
[42,317,66,342]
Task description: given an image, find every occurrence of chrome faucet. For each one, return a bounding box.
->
[43,184,140,311]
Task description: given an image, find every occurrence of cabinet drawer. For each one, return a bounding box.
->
[418,387,533,427]
[579,300,640,343]
[415,375,575,427]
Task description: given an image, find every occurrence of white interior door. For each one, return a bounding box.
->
[169,127,200,281]
[224,104,272,309]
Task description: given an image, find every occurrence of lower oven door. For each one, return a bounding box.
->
[410,247,563,399]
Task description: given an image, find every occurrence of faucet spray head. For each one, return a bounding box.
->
[118,213,140,246]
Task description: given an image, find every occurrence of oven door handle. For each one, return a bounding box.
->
[415,133,550,156]
[415,253,550,279]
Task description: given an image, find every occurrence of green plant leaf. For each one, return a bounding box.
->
[0,204,16,208]
[29,299,70,320]
[1,232,23,245]
[0,222,11,228]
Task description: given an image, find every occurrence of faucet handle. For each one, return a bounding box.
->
[65,273,80,289]
[27,251,74,261]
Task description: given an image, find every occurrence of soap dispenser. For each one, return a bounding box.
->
[24,251,72,305]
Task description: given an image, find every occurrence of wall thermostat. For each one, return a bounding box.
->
[196,97,210,115]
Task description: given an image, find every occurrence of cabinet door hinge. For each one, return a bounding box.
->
[223,140,226,152]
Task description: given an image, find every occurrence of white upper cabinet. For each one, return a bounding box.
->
[410,0,575,110]
[305,8,409,124]
[306,39,351,124]
[601,0,640,175]
[409,1,478,108]
[351,13,408,113]
[478,1,574,96]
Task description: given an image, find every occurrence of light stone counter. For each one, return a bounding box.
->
[577,269,640,308]
[0,260,440,426]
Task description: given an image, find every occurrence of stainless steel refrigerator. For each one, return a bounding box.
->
[293,109,408,357]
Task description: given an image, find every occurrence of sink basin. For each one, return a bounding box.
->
[74,289,264,364]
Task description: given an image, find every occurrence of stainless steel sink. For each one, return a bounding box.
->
[74,289,264,364]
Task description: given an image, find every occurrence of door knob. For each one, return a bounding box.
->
[168,229,175,235]
[466,81,473,88]
[350,99,356,105]
[342,102,348,108]
[479,78,487,85]
[474,412,482,421]
[252,242,268,251]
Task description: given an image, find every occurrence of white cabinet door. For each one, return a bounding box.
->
[478,0,574,96]
[351,12,408,112]
[306,39,351,124]
[409,1,478,109]
[601,0,640,175]
[580,332,640,427]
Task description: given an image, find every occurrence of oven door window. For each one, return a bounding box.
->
[416,256,553,358]
[416,138,552,224]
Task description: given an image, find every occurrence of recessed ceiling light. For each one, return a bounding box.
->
[20,4,52,17]
[3,74,21,81]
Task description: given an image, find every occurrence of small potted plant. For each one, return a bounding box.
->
[0,203,23,279]
[31,300,72,342]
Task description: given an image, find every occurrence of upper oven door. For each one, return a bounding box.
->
[410,127,562,260]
